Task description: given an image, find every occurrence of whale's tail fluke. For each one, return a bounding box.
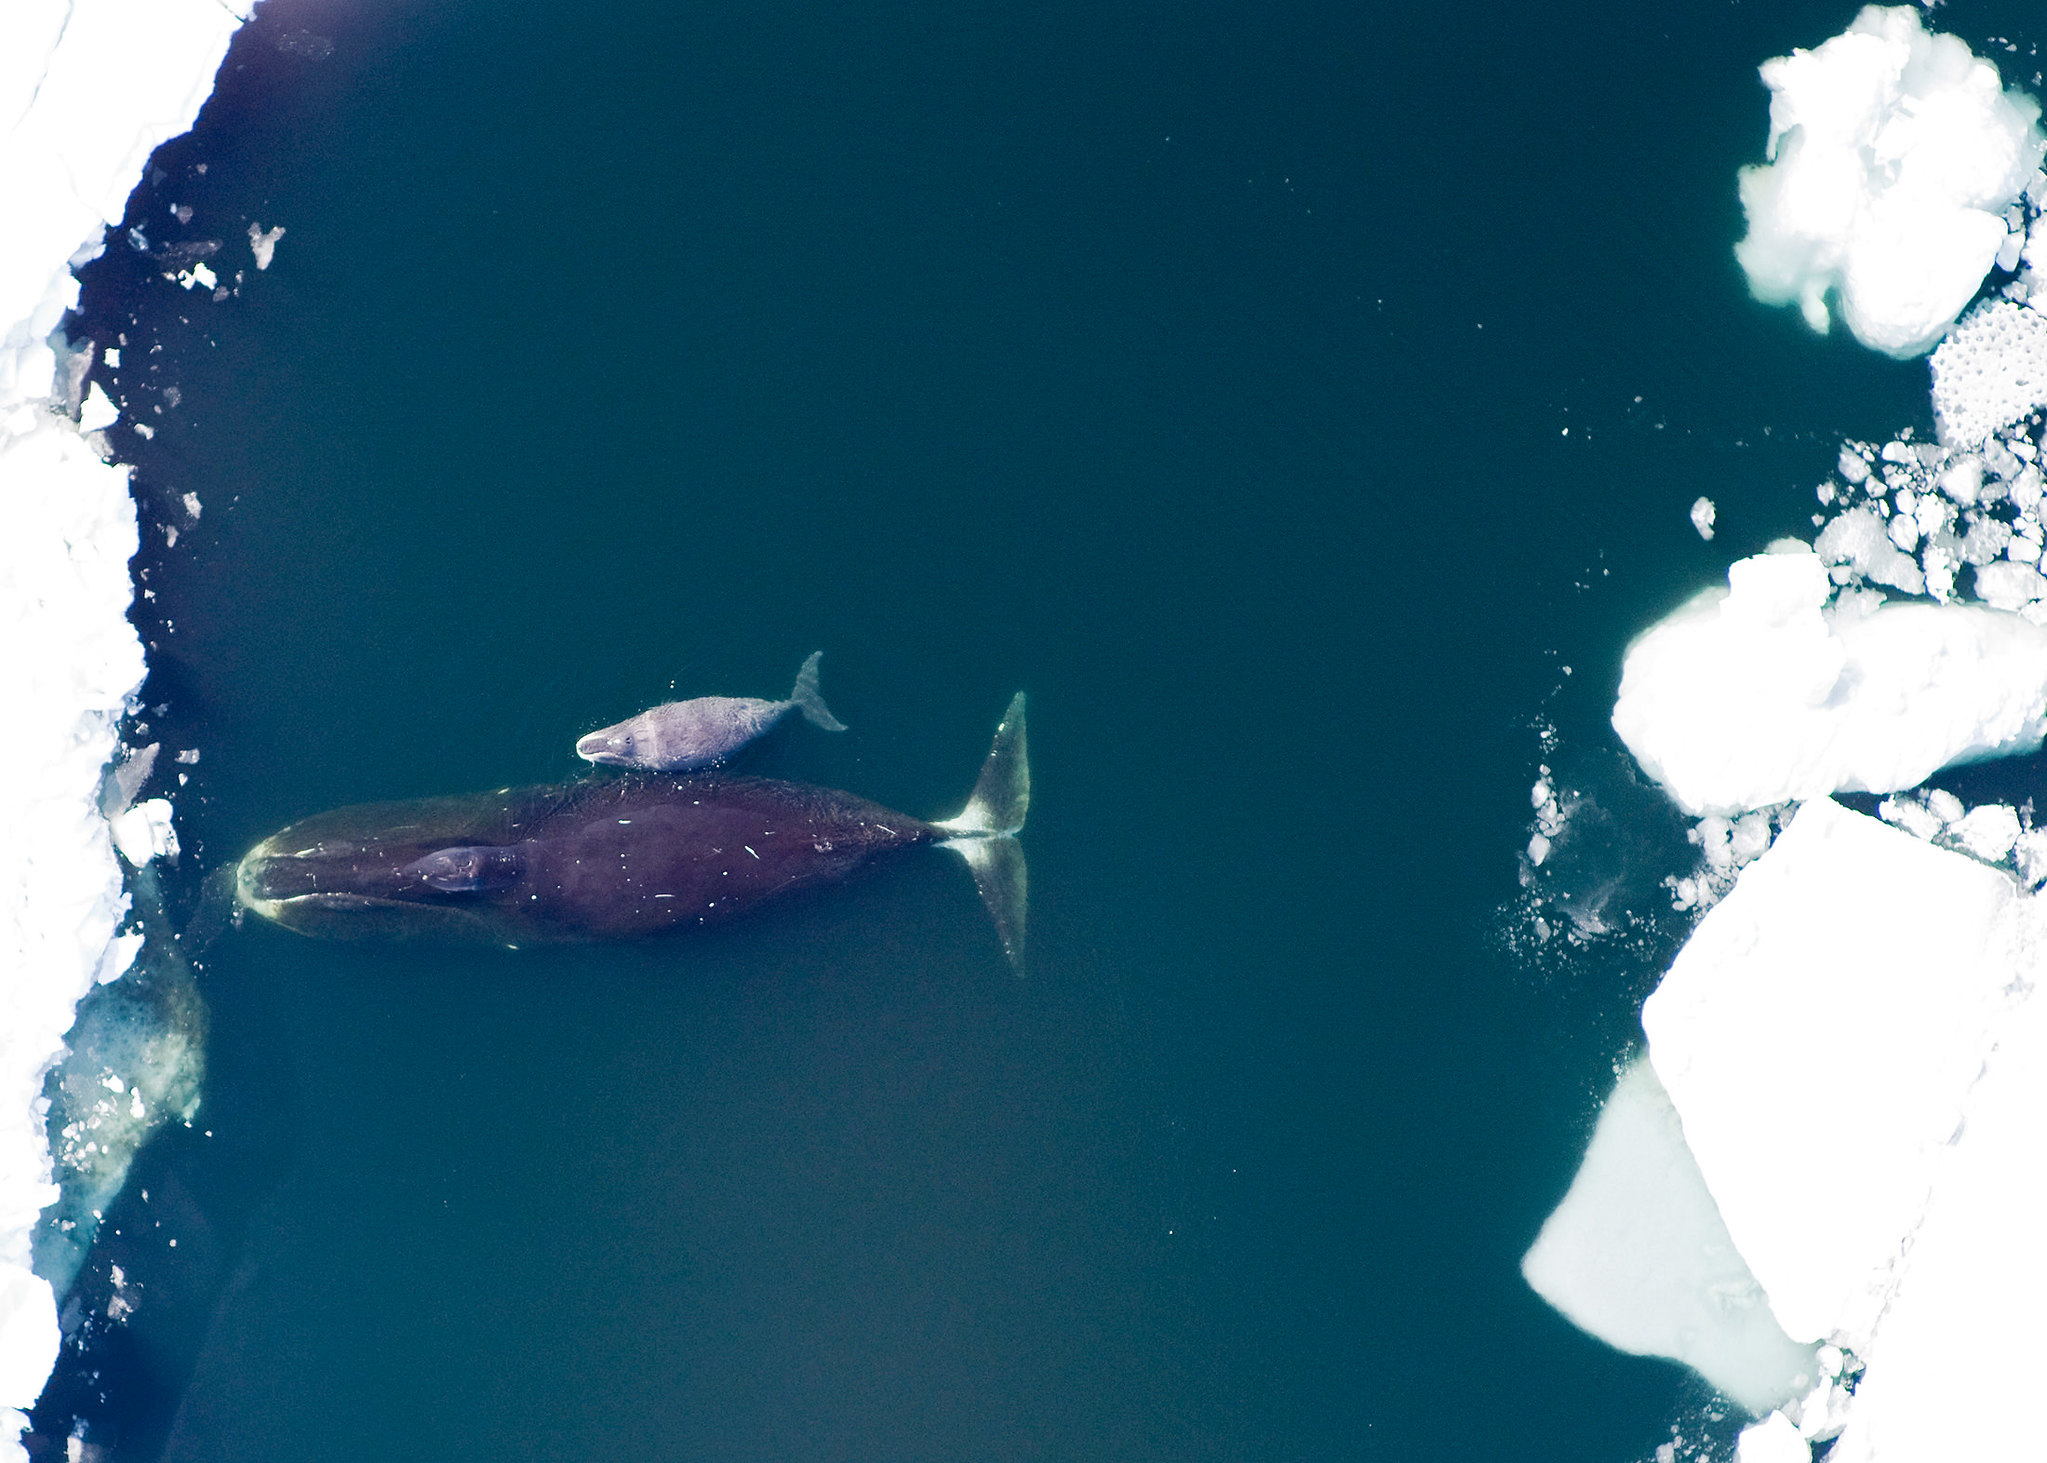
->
[935,692,1029,971]
[790,650,848,733]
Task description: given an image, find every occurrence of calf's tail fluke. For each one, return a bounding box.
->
[936,692,1029,970]
[791,650,848,732]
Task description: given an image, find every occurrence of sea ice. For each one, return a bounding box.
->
[1520,1057,1816,1414]
[109,798,177,867]
[1929,299,2047,446]
[78,382,117,433]
[1641,797,2022,1351]
[1612,546,2047,815]
[1734,1410,1807,1463]
[1822,923,2047,1461]
[0,0,251,1449]
[1733,6,2045,357]
[248,222,284,270]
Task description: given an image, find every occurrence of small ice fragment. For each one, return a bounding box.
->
[110,799,179,866]
[249,223,285,270]
[1839,447,1871,484]
[174,749,199,765]
[1815,508,1924,593]
[192,262,216,290]
[1527,833,1551,866]
[1926,789,1966,825]
[1736,1411,1808,1463]
[103,348,120,368]
[1697,815,1736,873]
[1690,497,1717,540]
[79,383,118,432]
[1960,513,2011,566]
[2015,829,2047,886]
[95,931,144,985]
[1998,226,2027,274]
[1729,811,1772,862]
[1953,804,2022,862]
[1879,796,1944,841]
[182,492,201,520]
[1974,560,2047,610]
[134,423,155,440]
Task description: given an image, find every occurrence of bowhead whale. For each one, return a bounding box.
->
[576,650,846,771]
[235,694,1028,967]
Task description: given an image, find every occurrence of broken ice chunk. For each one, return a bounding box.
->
[109,799,178,866]
[1973,560,2047,610]
[1643,799,2021,1349]
[1816,509,1924,593]
[1736,1411,1809,1463]
[79,383,118,432]
[248,222,285,270]
[1952,803,2021,862]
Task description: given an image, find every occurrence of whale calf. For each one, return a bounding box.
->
[576,650,847,771]
[238,693,1028,966]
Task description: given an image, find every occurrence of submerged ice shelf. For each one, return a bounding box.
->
[0,1,250,1455]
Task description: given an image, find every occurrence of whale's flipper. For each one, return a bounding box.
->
[790,650,848,733]
[936,692,1028,970]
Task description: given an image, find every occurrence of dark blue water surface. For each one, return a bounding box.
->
[38,0,2039,1458]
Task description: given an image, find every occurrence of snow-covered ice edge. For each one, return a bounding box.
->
[0,2,250,1454]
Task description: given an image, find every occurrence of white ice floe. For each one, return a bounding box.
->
[1734,6,2045,357]
[1689,496,1717,540]
[0,0,250,1450]
[1821,926,2047,1462]
[248,221,284,270]
[1612,546,2047,815]
[1642,798,2025,1352]
[1534,11,2047,1455]
[1930,299,2047,446]
[109,799,178,867]
[1520,1057,1816,1414]
[1734,1410,1808,1463]
[77,382,118,433]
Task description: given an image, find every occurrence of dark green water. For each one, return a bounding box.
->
[42,0,2022,1457]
